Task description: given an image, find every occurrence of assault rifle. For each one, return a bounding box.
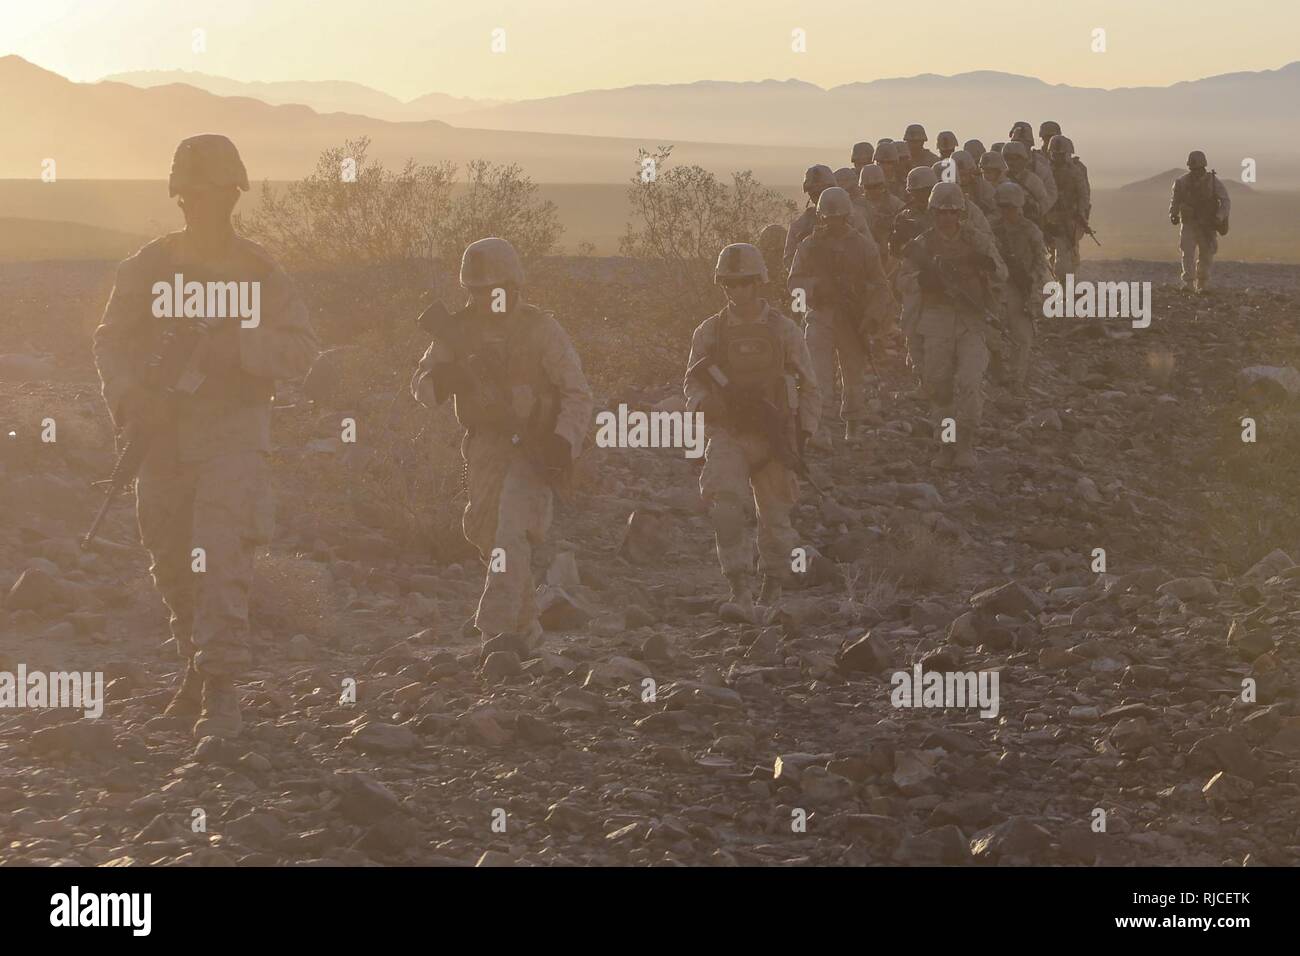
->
[1078,217,1102,246]
[81,323,209,549]
[686,358,825,497]
[417,299,567,489]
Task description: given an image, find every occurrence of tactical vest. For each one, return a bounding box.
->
[915,230,986,312]
[1176,172,1218,224]
[440,306,559,438]
[805,227,871,317]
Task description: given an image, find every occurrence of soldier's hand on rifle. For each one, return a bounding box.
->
[541,432,572,471]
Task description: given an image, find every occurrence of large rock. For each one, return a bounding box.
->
[1243,549,1294,582]
[1156,576,1218,602]
[836,630,890,673]
[1239,365,1300,398]
[969,581,1041,619]
[332,771,403,824]
[536,585,592,631]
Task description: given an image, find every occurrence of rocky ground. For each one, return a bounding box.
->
[2,257,1300,866]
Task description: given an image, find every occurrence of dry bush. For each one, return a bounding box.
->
[869,521,958,592]
[237,138,562,289]
[619,146,796,310]
[237,138,454,269]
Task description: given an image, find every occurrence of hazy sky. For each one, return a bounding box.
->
[6,0,1297,100]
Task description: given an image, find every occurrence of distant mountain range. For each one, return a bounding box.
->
[7,57,1300,188]
[102,70,508,121]
[1120,169,1256,192]
[0,57,826,184]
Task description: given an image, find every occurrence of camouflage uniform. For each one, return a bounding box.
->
[789,221,890,441]
[1170,162,1230,290]
[412,301,593,647]
[1043,150,1091,279]
[685,303,821,590]
[897,216,1007,465]
[992,213,1052,389]
[93,232,319,683]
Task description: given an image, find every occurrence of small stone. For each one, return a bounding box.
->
[836,630,890,673]
[481,650,523,683]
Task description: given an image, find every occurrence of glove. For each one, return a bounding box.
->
[1170,214,1180,225]
[541,433,572,471]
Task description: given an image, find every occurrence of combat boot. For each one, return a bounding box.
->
[193,675,242,740]
[720,573,756,623]
[952,430,979,470]
[162,661,203,718]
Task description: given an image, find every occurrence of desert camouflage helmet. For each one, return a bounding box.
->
[758,223,786,253]
[876,142,900,163]
[1039,120,1062,140]
[1008,121,1034,144]
[994,181,1026,208]
[930,160,951,181]
[876,137,894,148]
[963,139,986,160]
[1048,134,1075,156]
[851,141,875,164]
[1187,150,1208,168]
[990,142,1006,154]
[928,181,965,211]
[979,151,1008,172]
[903,123,927,142]
[936,130,958,150]
[906,166,938,192]
[858,164,886,189]
[168,134,249,197]
[1002,141,1030,161]
[459,236,525,289]
[951,150,976,174]
[714,242,768,283]
[834,166,859,190]
[816,186,853,218]
[803,164,837,193]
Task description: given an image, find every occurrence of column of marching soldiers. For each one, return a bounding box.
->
[88,130,1229,743]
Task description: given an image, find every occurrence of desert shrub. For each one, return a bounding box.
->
[236,137,454,269]
[619,146,796,308]
[237,138,562,285]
